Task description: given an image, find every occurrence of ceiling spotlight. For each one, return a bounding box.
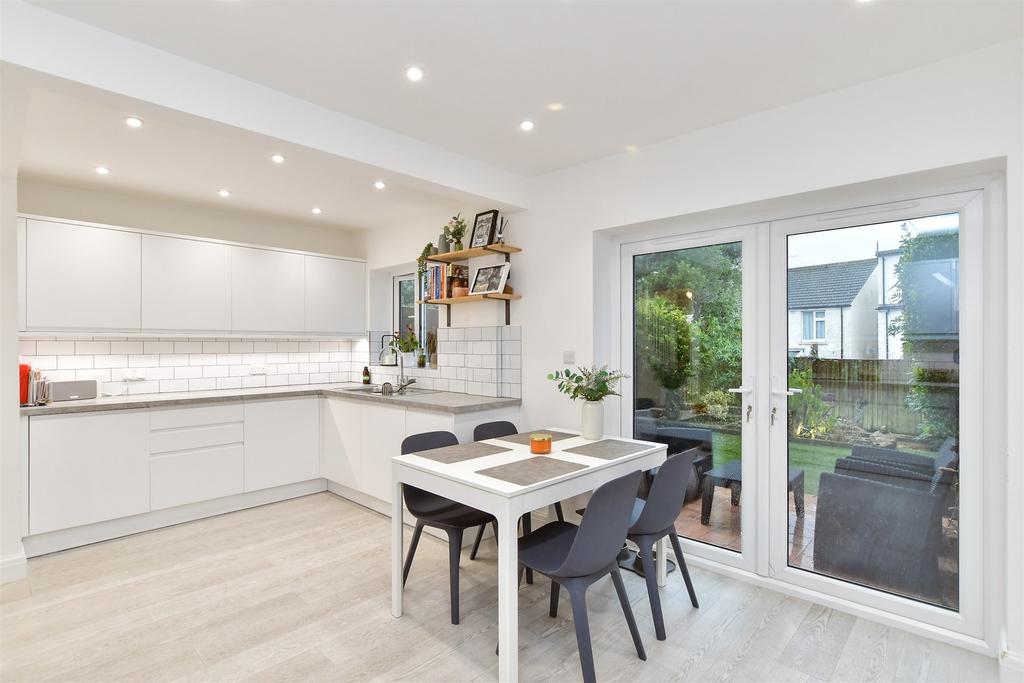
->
[124,116,143,128]
[374,180,387,190]
[95,166,110,175]
[625,145,638,152]
[519,119,535,132]
[405,66,424,82]
[218,189,231,197]
[271,154,285,164]
[546,103,565,112]
[312,207,322,215]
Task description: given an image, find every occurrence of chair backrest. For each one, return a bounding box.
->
[555,470,642,578]
[401,431,459,516]
[630,450,694,535]
[473,420,517,441]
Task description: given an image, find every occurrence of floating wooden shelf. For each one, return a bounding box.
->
[426,244,521,263]
[419,292,521,306]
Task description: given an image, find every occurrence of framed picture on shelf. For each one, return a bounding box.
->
[469,262,510,295]
[470,210,499,248]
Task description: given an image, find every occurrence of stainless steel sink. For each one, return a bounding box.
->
[337,385,437,396]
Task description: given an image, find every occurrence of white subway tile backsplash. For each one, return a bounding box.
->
[111,341,144,354]
[266,352,289,364]
[188,378,216,391]
[241,376,267,388]
[38,341,76,355]
[174,366,202,379]
[174,341,203,354]
[203,366,229,378]
[75,341,110,355]
[229,341,254,354]
[299,342,319,352]
[94,354,128,369]
[216,354,242,366]
[160,379,189,393]
[216,377,242,390]
[24,355,57,370]
[202,341,229,353]
[58,355,93,370]
[159,354,189,367]
[190,354,217,366]
[128,355,159,368]
[144,341,174,354]
[288,374,310,385]
[277,341,299,352]
[18,340,36,356]
[253,341,277,352]
[128,380,161,395]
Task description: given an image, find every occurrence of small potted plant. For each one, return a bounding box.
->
[426,331,438,369]
[547,365,628,440]
[444,213,467,251]
[417,242,434,279]
[396,325,419,367]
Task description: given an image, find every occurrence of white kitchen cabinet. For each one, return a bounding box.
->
[358,403,406,503]
[243,397,320,491]
[142,235,231,332]
[305,255,366,334]
[25,219,141,331]
[231,246,305,333]
[29,410,150,534]
[320,397,362,490]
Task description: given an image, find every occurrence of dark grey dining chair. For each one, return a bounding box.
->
[401,431,496,625]
[518,470,647,683]
[627,450,700,640]
[469,421,566,566]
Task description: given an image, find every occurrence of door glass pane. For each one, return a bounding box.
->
[786,214,960,610]
[633,242,744,552]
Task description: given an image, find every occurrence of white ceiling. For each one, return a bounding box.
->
[17,80,503,231]
[27,0,1024,176]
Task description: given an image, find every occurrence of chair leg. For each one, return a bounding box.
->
[521,513,534,585]
[469,524,486,560]
[445,528,464,625]
[402,522,424,586]
[639,541,666,640]
[566,582,597,683]
[549,580,560,618]
[610,566,647,661]
[554,501,565,522]
[669,531,699,608]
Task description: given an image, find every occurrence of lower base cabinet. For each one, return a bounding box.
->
[29,411,150,535]
[151,444,244,510]
[243,397,320,492]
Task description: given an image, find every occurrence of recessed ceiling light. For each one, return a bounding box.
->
[546,103,565,112]
[405,66,424,82]
[374,180,387,190]
[271,154,286,164]
[95,166,110,175]
[124,116,143,128]
[625,145,638,152]
[218,189,231,197]
[312,207,322,215]
[519,119,535,132]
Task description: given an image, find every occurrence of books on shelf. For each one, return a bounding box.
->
[423,263,470,302]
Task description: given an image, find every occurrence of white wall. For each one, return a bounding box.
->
[17,178,365,258]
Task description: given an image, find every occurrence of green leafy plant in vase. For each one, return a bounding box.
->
[444,213,467,251]
[547,365,628,440]
[395,325,419,367]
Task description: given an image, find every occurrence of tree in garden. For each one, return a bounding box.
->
[634,295,692,418]
[887,225,960,443]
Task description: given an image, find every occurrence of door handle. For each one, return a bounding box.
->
[746,405,752,422]
[770,407,777,425]
[727,386,751,394]
[771,388,802,397]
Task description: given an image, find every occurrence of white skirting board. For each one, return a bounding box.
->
[1,550,27,583]
[325,480,471,546]
[22,479,326,558]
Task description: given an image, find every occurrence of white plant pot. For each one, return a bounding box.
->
[581,400,604,440]
[402,352,416,367]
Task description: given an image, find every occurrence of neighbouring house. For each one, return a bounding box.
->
[787,258,880,359]
[876,247,905,359]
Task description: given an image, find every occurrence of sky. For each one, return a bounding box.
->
[788,212,959,268]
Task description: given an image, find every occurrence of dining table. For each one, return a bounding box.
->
[391,428,669,682]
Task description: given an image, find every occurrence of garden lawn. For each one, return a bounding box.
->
[710,433,861,497]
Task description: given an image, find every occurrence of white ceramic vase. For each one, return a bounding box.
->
[402,351,416,367]
[581,400,604,440]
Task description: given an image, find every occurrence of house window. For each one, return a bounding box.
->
[802,310,825,341]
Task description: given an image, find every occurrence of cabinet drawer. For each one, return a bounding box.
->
[151,444,244,510]
[150,403,243,430]
[149,422,243,454]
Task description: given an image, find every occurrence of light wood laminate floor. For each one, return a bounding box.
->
[0,493,998,682]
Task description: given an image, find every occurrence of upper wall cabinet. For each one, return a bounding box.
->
[230,246,305,333]
[25,219,142,331]
[305,256,366,334]
[142,235,231,332]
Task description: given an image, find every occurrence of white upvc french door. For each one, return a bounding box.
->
[617,187,993,641]
[619,223,765,573]
[767,191,986,638]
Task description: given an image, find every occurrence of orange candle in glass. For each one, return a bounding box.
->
[530,433,552,455]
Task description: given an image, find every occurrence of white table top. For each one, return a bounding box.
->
[393,428,666,498]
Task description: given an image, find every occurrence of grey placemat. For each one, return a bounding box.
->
[411,442,512,464]
[476,457,587,486]
[494,430,577,446]
[562,439,650,460]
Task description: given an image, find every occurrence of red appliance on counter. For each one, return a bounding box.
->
[20,363,30,405]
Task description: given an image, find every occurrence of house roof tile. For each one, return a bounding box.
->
[788,258,877,309]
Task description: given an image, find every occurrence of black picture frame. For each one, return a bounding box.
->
[470,210,499,248]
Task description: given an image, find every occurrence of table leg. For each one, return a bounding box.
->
[391,478,404,618]
[656,537,667,588]
[497,502,519,682]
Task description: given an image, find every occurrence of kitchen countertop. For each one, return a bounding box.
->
[20,383,521,417]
